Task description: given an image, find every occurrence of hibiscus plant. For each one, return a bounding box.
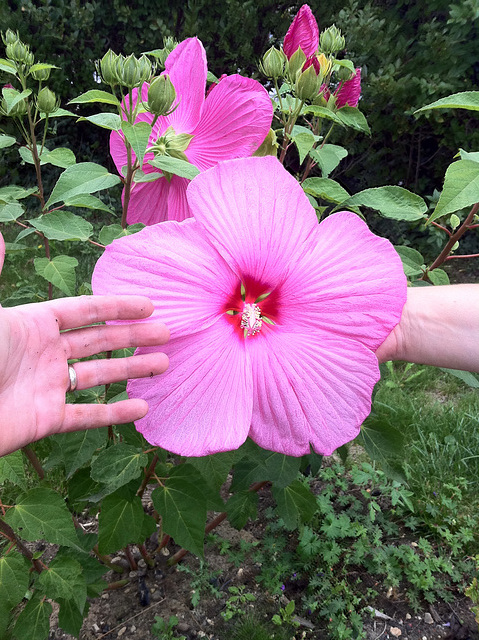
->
[0,7,478,639]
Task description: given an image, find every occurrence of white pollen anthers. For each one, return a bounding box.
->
[240,303,263,337]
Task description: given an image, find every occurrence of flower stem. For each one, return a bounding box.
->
[22,445,44,479]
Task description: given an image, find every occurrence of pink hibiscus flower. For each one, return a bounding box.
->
[283,5,319,60]
[92,157,406,458]
[110,38,273,225]
[322,68,362,108]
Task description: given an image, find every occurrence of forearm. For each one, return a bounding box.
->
[376,284,479,373]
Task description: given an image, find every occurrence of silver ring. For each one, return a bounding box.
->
[67,365,78,393]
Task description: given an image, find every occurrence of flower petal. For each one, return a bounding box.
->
[166,175,192,222]
[279,211,407,350]
[247,330,379,456]
[336,68,361,108]
[129,321,253,456]
[92,219,238,337]
[126,175,170,225]
[186,156,319,286]
[163,37,207,133]
[283,5,319,59]
[186,75,273,171]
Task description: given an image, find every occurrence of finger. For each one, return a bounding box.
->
[62,321,170,359]
[72,351,169,390]
[46,295,155,330]
[61,398,150,432]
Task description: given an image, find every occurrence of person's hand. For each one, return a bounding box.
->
[0,234,169,457]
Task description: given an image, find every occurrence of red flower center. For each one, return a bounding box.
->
[223,275,280,339]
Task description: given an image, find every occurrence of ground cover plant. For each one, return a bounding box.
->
[1,5,479,639]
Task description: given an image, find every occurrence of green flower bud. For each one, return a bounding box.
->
[156,37,178,69]
[337,65,353,82]
[295,64,322,102]
[31,66,51,82]
[98,49,120,86]
[2,29,19,46]
[259,46,285,79]
[287,47,307,81]
[253,128,278,157]
[37,86,57,114]
[1,93,28,117]
[147,74,176,116]
[118,53,152,89]
[6,40,32,65]
[320,25,345,54]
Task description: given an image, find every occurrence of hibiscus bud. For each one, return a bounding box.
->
[36,87,57,114]
[2,29,19,46]
[253,128,278,157]
[156,36,178,69]
[295,64,322,101]
[320,25,345,54]
[31,66,51,82]
[259,46,285,79]
[6,39,32,65]
[147,74,176,116]
[287,47,307,81]
[118,53,152,89]
[98,49,120,86]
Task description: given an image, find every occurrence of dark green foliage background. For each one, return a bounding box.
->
[1,0,478,195]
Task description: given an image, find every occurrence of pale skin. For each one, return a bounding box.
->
[0,233,169,457]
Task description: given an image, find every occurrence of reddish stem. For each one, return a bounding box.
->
[125,545,137,571]
[0,518,44,573]
[22,446,44,479]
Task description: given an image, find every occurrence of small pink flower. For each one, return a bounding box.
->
[110,38,273,225]
[335,68,361,108]
[283,5,319,60]
[92,157,406,458]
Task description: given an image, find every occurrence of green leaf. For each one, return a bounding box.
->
[4,488,84,549]
[440,368,479,388]
[0,134,16,149]
[302,104,343,124]
[90,443,147,492]
[0,450,27,489]
[359,418,406,483]
[459,149,479,163]
[394,246,425,278]
[292,130,316,164]
[226,491,258,529]
[46,162,121,207]
[41,107,75,118]
[58,598,89,637]
[0,553,29,608]
[34,255,78,295]
[78,112,122,131]
[0,57,17,74]
[302,177,350,203]
[151,464,207,557]
[99,222,144,245]
[149,155,200,180]
[309,144,348,177]
[29,62,59,74]
[343,186,427,221]
[40,147,76,168]
[415,91,479,114]
[38,557,87,613]
[429,159,479,222]
[0,186,37,202]
[122,121,152,169]
[187,451,236,509]
[272,480,316,530]
[97,493,146,554]
[263,452,301,489]
[2,88,31,114]
[13,593,52,640]
[29,210,93,241]
[69,89,120,106]
[427,268,449,285]
[0,202,24,221]
[64,193,114,213]
[52,429,108,479]
[331,58,355,73]
[133,169,163,183]
[335,106,370,134]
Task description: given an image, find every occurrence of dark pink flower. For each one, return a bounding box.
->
[93,157,406,458]
[335,68,361,108]
[283,5,319,60]
[110,38,273,225]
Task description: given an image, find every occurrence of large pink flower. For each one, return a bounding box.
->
[283,5,319,60]
[110,38,273,225]
[92,157,406,457]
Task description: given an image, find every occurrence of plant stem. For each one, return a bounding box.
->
[139,543,155,567]
[137,453,159,499]
[22,445,44,479]
[125,545,137,571]
[0,517,44,573]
